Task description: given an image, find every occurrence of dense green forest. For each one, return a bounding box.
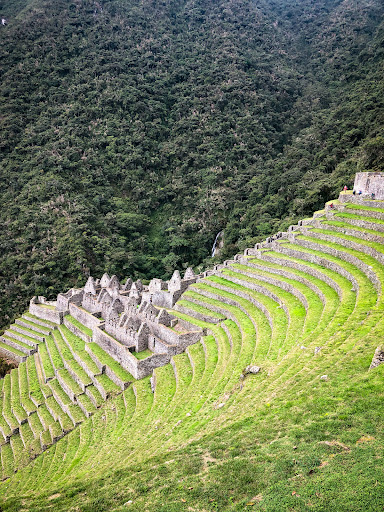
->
[1,0,384,329]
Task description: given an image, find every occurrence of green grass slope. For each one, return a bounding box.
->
[0,195,384,510]
[1,0,384,330]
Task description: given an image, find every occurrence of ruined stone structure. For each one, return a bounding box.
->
[353,171,384,199]
[53,269,202,378]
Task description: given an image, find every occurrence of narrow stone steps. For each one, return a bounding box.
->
[18,363,37,417]
[26,356,46,407]
[36,344,55,383]
[45,396,73,434]
[58,325,102,377]
[85,343,134,389]
[76,393,97,418]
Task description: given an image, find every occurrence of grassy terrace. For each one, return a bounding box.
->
[321,219,384,238]
[16,318,51,334]
[177,298,227,321]
[345,203,384,213]
[131,349,152,360]
[58,326,100,375]
[9,324,44,341]
[2,202,384,510]
[87,343,134,382]
[37,343,55,381]
[219,266,321,339]
[196,277,291,362]
[2,334,34,353]
[23,313,57,328]
[65,316,93,337]
[334,211,384,225]
[0,342,25,359]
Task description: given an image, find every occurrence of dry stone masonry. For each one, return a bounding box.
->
[1,172,384,478]
[55,268,202,378]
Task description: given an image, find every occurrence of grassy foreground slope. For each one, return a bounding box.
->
[1,196,384,511]
[1,0,384,329]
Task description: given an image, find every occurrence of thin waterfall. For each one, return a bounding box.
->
[211,231,223,258]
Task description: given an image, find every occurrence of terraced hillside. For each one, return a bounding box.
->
[1,192,384,511]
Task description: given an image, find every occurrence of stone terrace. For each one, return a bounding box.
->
[1,173,384,480]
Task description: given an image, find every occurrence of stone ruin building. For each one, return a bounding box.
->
[353,171,384,199]
[52,268,202,379]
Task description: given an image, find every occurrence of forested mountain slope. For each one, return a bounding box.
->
[1,0,384,329]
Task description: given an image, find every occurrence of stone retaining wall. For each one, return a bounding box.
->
[237,258,328,305]
[29,297,63,324]
[334,208,384,221]
[293,238,381,292]
[302,227,384,269]
[353,172,384,200]
[216,270,295,318]
[255,253,343,298]
[0,345,27,363]
[63,317,92,343]
[209,279,275,329]
[338,193,384,207]
[221,322,233,349]
[174,302,222,323]
[92,326,171,379]
[192,284,260,334]
[226,265,317,308]
[12,324,45,343]
[312,220,384,244]
[326,213,384,233]
[270,242,359,293]
[69,303,102,330]
[2,334,36,355]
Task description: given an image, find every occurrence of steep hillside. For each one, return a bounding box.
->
[1,191,384,510]
[1,0,384,331]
